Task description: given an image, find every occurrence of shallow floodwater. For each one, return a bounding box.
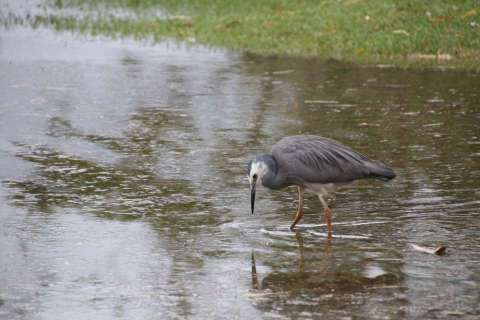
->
[1,24,480,320]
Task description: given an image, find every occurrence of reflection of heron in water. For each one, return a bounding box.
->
[250,232,399,297]
[250,231,331,290]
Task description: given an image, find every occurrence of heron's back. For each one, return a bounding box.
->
[272,135,395,185]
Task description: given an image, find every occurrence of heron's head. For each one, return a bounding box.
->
[247,156,270,215]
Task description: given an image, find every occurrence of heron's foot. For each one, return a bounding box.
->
[324,207,333,238]
[290,209,304,231]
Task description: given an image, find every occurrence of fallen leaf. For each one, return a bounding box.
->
[321,27,337,35]
[169,15,192,21]
[393,29,410,36]
[263,21,273,29]
[463,9,476,18]
[274,10,294,17]
[344,0,363,5]
[408,53,452,61]
[358,122,380,127]
[411,244,447,255]
[428,15,451,24]
[356,47,365,55]
[437,54,452,60]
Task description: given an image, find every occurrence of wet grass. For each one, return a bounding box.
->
[16,0,480,68]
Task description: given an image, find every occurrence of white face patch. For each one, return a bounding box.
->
[248,160,268,184]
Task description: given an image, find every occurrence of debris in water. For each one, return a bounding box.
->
[410,244,446,255]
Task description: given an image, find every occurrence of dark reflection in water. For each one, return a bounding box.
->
[4,108,208,221]
[1,26,479,320]
[250,233,406,319]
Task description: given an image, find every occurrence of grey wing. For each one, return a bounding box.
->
[272,135,394,184]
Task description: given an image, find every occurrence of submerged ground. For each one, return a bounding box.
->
[1,1,480,320]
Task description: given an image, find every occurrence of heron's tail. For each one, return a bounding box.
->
[365,161,396,181]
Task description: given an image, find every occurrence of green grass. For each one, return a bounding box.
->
[34,0,480,68]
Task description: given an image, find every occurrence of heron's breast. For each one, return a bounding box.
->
[304,182,340,196]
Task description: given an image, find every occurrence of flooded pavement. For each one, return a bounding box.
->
[1,20,480,320]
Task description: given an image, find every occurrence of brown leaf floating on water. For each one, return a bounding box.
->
[410,244,447,256]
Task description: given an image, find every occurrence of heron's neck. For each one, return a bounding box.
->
[260,155,284,189]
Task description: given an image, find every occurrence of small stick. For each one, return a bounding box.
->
[410,244,446,256]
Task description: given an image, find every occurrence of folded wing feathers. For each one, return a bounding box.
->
[273,136,394,183]
[289,138,367,171]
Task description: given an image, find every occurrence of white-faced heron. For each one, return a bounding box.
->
[248,135,395,237]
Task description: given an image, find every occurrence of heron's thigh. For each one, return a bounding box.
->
[306,183,335,196]
[317,194,329,209]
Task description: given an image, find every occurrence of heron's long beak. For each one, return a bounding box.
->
[250,177,257,215]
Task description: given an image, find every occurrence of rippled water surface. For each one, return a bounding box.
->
[1,22,480,320]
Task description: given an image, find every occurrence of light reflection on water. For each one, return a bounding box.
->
[1,26,479,319]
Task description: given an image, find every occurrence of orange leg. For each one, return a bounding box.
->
[290,186,304,231]
[318,194,333,239]
[324,207,333,239]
